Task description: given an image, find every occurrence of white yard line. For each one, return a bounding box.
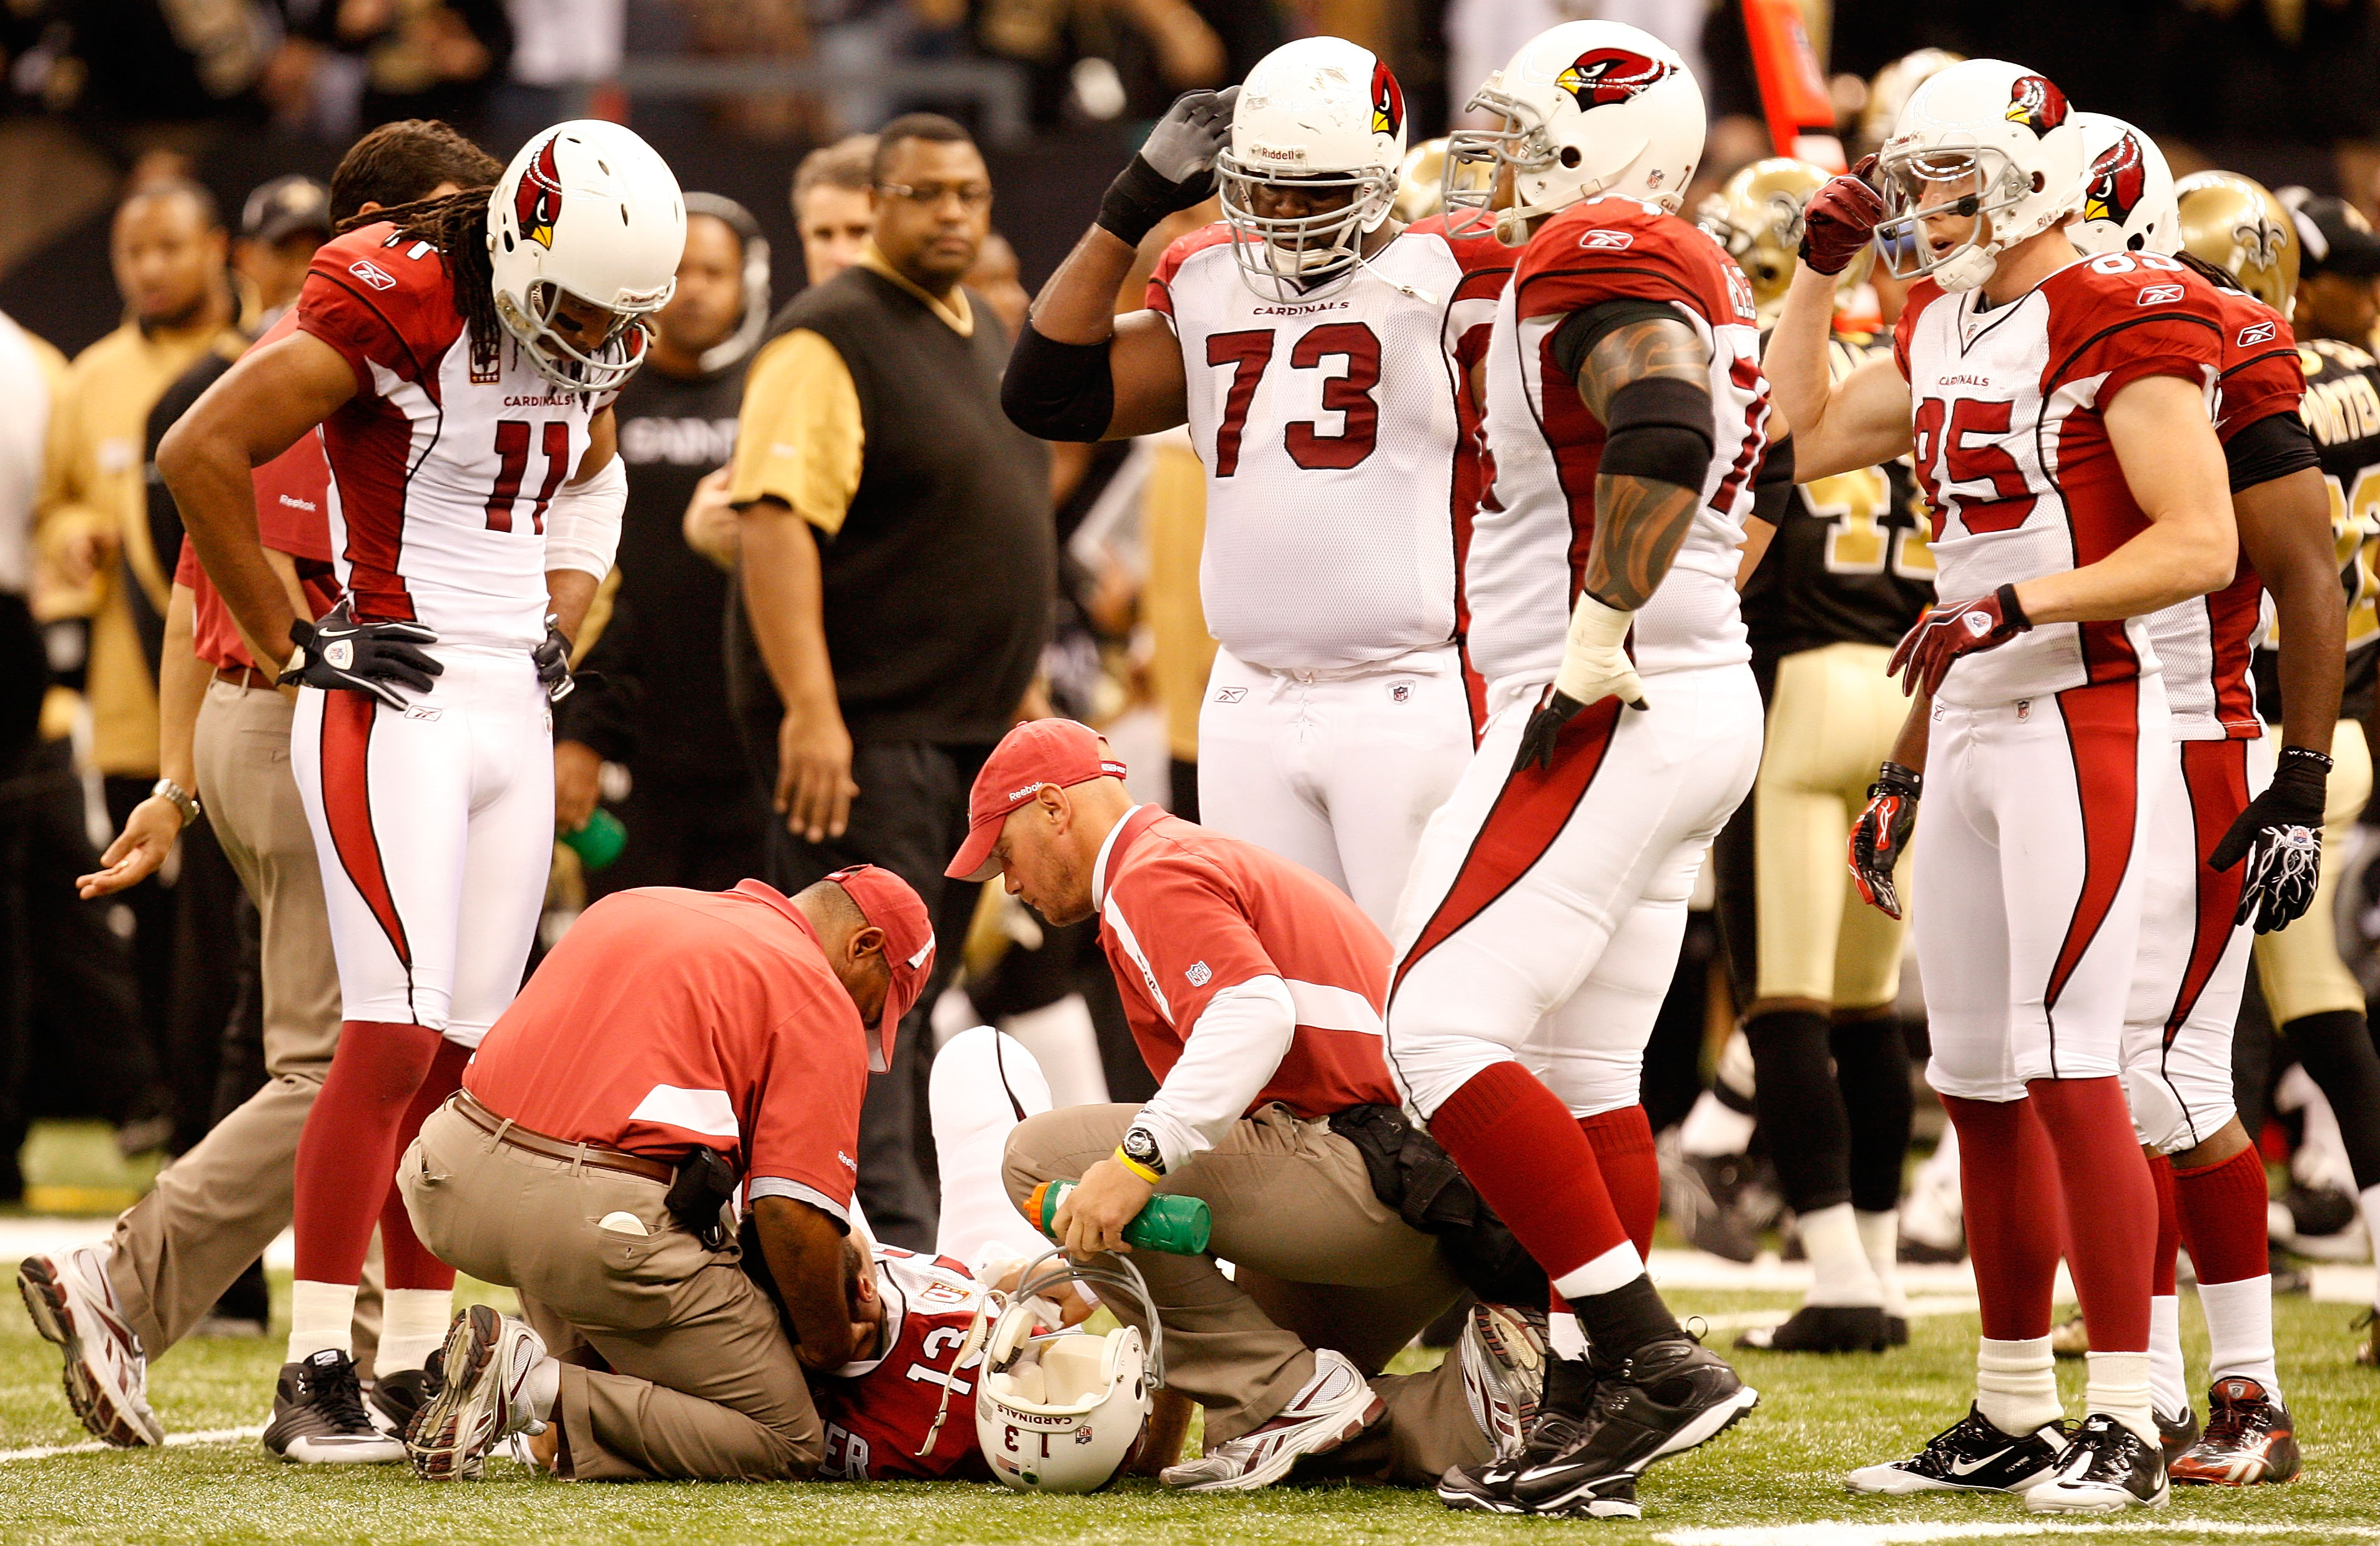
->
[1656,1522,2380,1545]
[0,1425,262,1464]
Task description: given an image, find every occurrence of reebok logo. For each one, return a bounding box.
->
[1214,687,1247,703]
[2137,283,2185,305]
[1579,229,1635,250]
[402,704,443,721]
[838,1150,857,1172]
[1005,782,1041,801]
[277,494,317,513]
[348,259,396,291]
[2238,319,2278,346]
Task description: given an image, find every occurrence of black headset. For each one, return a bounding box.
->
[682,192,772,375]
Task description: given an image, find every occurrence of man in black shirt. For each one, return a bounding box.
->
[554,195,770,895]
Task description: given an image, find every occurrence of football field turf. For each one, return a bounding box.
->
[2,1264,2374,1545]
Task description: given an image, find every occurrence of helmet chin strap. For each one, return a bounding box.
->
[1933,245,2000,293]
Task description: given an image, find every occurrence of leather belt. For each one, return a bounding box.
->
[451,1091,677,1184]
[214,665,270,691]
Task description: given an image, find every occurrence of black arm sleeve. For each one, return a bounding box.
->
[1549,298,1682,382]
[1003,320,1118,443]
[1751,434,1797,528]
[2224,410,2322,495]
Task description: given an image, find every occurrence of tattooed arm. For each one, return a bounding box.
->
[1512,310,1716,771]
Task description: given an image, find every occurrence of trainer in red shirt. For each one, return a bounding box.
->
[947,718,1399,1259]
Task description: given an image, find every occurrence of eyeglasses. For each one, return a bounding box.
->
[877,181,994,212]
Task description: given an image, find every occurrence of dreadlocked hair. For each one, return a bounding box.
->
[337,187,503,373]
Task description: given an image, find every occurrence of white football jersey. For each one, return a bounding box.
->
[1148,219,1513,672]
[1465,197,1770,696]
[295,224,609,651]
[1893,252,2226,707]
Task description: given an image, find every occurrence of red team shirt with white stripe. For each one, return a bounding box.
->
[1891,253,2227,706]
[293,223,610,650]
[1092,805,1399,1116]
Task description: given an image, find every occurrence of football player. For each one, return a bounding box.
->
[1001,36,1512,932]
[1698,158,1935,1354]
[159,122,684,1458]
[1379,21,1769,1518]
[1773,62,2238,1512]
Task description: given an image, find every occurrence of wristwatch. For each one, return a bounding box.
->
[152,778,202,829]
[1118,1125,1166,1178]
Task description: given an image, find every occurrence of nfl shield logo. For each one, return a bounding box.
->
[1186,962,1212,987]
[1389,680,1414,703]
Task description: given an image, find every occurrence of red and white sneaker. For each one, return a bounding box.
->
[1159,1348,1384,1492]
[2168,1377,2301,1485]
[406,1306,551,1481]
[1459,1302,1546,1461]
[17,1247,163,1446]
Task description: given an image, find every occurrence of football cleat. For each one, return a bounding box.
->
[2168,1377,2300,1485]
[2025,1413,2170,1512]
[370,1347,445,1441]
[1735,1303,1891,1354]
[1438,1353,1595,1515]
[1458,1302,1545,1460]
[1845,1404,2068,1495]
[2156,1402,2201,1465]
[262,1349,405,1463]
[17,1248,163,1447]
[1507,1337,1757,1512]
[1657,1138,1776,1264]
[1884,1314,1910,1347]
[1161,1347,1383,1492]
[408,1306,549,1481]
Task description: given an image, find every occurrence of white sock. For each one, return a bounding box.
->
[1551,1240,1645,1302]
[2085,1349,2157,1446]
[1857,1209,1909,1317]
[2198,1275,2281,1398]
[2147,1294,2188,1420]
[376,1288,454,1375]
[1678,1091,1756,1158]
[1547,1310,1586,1361]
[1799,1203,1883,1307]
[522,1354,561,1424]
[288,1281,358,1364]
[1977,1336,2062,1437]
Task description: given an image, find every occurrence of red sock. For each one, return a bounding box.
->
[2171,1145,2270,1287]
[2028,1077,2154,1352]
[378,1038,470,1291]
[1579,1106,1658,1261]
[1430,1061,1629,1286]
[1942,1093,2064,1341]
[293,1020,443,1284]
[2149,1152,2179,1298]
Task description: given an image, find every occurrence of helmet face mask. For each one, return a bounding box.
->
[495,279,659,392]
[1219,37,1407,303]
[1875,140,2028,291]
[1217,159,1397,302]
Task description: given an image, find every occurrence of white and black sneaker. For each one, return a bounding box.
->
[1507,1337,1757,1514]
[262,1349,405,1463]
[17,1248,163,1447]
[1845,1404,2068,1495]
[1161,1348,1384,1492]
[408,1306,550,1482]
[1440,1355,1640,1519]
[1458,1302,1545,1461]
[2025,1413,2170,1513]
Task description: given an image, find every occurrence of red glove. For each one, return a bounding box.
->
[1799,155,1886,277]
[1887,584,2032,697]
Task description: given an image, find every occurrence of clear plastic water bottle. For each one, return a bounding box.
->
[1028,1180,1212,1254]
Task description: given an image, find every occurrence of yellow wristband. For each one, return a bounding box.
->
[1112,1146,1162,1185]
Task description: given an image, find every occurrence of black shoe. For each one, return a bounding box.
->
[2155,1404,2200,1467]
[1508,1339,1757,1511]
[2025,1413,2169,1512]
[371,1347,446,1442]
[262,1349,404,1464]
[1438,1354,1595,1515]
[1884,1314,1910,1347]
[1735,1304,1890,1353]
[1658,1147,1778,1264]
[1845,1404,2070,1494]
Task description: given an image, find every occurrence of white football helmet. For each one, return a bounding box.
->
[1872,58,2085,293]
[2068,112,2178,258]
[1216,36,1408,302]
[1444,21,1706,241]
[975,1249,1164,1493]
[488,120,686,392]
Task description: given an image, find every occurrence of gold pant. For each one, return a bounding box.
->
[2254,719,2373,1025]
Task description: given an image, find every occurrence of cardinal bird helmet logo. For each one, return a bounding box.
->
[1555,48,1676,111]
[2084,131,2148,227]
[1370,60,1404,137]
[514,134,566,250]
[2004,74,2069,137]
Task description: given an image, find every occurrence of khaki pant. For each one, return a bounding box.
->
[400,1100,822,1482]
[105,681,380,1365]
[1001,1102,1465,1452]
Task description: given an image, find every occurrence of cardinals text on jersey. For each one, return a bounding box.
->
[293,223,609,651]
[1463,196,1771,695]
[1892,250,2226,706]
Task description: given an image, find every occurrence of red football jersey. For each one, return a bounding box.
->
[818,1247,998,1482]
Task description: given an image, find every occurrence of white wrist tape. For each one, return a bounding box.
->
[543,454,627,581]
[1553,591,1636,704]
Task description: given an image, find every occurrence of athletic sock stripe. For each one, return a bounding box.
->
[319,691,411,968]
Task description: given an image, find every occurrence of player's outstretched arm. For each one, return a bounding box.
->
[1767,268,1912,481]
[2013,375,2236,626]
[159,331,357,676]
[1002,88,1234,442]
[2235,465,2344,759]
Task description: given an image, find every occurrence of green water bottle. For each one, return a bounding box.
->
[1028,1180,1212,1254]
[561,807,627,872]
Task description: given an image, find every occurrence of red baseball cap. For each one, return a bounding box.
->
[945,719,1129,882]
[825,864,933,1071]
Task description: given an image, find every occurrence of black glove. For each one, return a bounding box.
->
[1513,689,1588,774]
[279,599,441,710]
[533,617,576,704]
[1849,761,1922,920]
[1097,86,1240,247]
[2210,744,2329,933]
